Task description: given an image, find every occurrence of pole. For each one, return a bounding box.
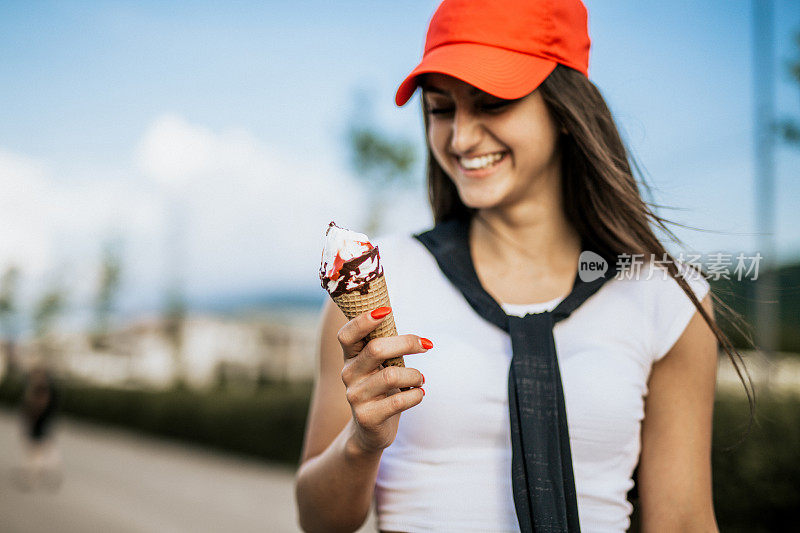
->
[752,0,778,358]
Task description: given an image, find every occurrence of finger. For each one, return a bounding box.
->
[340,356,379,389]
[347,366,425,403]
[353,387,425,428]
[337,306,393,359]
[351,335,431,377]
[340,334,430,387]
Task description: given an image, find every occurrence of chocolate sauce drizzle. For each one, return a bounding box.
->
[320,245,382,298]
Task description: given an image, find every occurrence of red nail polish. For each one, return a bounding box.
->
[420,337,433,350]
[371,307,392,319]
[420,387,425,396]
[421,373,425,385]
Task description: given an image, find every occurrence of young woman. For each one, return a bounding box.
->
[296,1,750,531]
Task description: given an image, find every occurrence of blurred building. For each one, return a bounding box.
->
[11,312,319,389]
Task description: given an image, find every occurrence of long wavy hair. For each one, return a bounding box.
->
[421,64,755,428]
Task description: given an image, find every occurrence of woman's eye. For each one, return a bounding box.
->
[425,100,512,116]
[427,106,454,116]
[480,101,512,112]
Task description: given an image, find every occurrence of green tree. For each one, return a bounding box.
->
[91,240,123,349]
[778,31,800,143]
[32,283,66,360]
[163,288,187,389]
[346,90,417,235]
[0,266,21,376]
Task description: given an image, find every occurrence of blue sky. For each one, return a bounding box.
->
[0,0,799,314]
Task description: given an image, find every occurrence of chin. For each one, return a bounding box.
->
[459,195,500,210]
[453,181,508,211]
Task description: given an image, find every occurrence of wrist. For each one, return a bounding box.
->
[344,423,383,464]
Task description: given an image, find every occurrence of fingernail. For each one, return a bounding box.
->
[420,338,433,350]
[371,307,392,320]
[420,387,425,396]
[421,373,425,385]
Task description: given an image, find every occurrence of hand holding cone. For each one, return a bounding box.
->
[320,221,404,368]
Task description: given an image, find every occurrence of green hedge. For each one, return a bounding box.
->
[626,391,800,531]
[0,377,312,465]
[2,378,797,529]
[710,392,800,531]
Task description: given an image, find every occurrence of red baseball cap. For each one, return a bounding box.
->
[395,0,591,107]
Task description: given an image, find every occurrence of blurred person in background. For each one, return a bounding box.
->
[15,361,63,491]
[296,0,751,531]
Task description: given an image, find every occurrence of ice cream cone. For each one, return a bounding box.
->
[332,273,405,368]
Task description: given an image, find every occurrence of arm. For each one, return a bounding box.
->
[295,299,377,532]
[638,293,719,532]
[294,300,426,532]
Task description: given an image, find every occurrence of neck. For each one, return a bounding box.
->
[471,177,582,274]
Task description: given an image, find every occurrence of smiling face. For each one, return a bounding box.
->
[421,73,563,212]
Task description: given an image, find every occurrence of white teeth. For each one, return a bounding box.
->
[459,152,504,170]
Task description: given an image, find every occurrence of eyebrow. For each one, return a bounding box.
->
[420,84,482,97]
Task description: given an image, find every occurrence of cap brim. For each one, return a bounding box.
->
[395,42,557,107]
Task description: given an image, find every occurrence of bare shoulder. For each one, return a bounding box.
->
[298,298,352,464]
[638,293,719,530]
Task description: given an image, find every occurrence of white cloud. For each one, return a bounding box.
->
[137,114,216,189]
[136,114,375,297]
[0,149,52,278]
[0,147,167,324]
[0,114,429,323]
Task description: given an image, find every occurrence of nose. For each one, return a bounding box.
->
[449,107,484,156]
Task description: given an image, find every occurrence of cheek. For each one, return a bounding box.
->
[499,95,559,159]
[510,118,559,169]
[529,127,557,158]
[427,125,451,168]
[528,107,560,159]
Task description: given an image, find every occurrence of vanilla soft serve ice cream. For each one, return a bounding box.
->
[320,221,382,298]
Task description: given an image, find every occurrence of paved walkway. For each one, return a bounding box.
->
[0,409,376,532]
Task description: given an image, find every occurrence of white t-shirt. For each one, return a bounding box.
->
[371,232,711,533]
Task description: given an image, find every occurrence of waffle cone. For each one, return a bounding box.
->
[332,273,404,368]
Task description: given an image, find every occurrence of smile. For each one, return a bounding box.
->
[455,151,509,179]
[458,151,506,170]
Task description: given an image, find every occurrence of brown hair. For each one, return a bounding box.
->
[421,64,755,427]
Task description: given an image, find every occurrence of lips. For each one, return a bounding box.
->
[459,151,505,169]
[455,151,508,177]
